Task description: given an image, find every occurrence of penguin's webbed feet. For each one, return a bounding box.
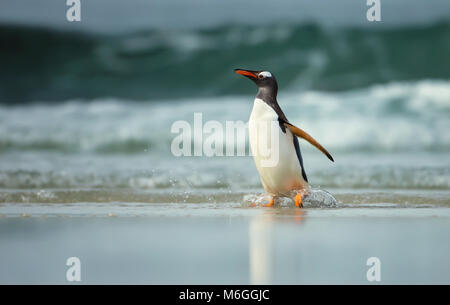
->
[294,193,303,208]
[249,193,304,207]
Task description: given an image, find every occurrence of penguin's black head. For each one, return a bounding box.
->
[234,69,278,93]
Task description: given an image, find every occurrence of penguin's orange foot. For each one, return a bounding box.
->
[261,197,275,207]
[294,193,303,208]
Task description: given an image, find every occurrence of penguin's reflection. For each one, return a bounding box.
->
[249,212,274,284]
[248,208,306,284]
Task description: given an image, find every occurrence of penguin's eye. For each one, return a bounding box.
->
[258,71,272,79]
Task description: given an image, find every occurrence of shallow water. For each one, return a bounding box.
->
[1,206,450,284]
[1,185,449,284]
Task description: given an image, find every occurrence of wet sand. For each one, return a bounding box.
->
[1,199,449,284]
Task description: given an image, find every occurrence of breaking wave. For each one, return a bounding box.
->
[0,80,449,154]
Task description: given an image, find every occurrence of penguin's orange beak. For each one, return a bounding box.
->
[234,69,258,79]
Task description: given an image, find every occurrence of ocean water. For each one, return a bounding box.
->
[2,22,450,102]
[0,80,449,205]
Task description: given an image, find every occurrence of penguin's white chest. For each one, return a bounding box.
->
[249,99,308,196]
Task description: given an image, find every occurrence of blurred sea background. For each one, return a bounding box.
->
[0,0,450,284]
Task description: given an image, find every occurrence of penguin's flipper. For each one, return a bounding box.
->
[284,122,334,162]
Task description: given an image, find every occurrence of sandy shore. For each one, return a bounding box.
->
[1,199,449,284]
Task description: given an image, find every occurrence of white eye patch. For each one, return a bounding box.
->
[259,71,272,78]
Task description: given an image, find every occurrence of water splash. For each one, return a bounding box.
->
[242,188,338,208]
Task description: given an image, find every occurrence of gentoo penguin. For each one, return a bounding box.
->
[235,69,334,207]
